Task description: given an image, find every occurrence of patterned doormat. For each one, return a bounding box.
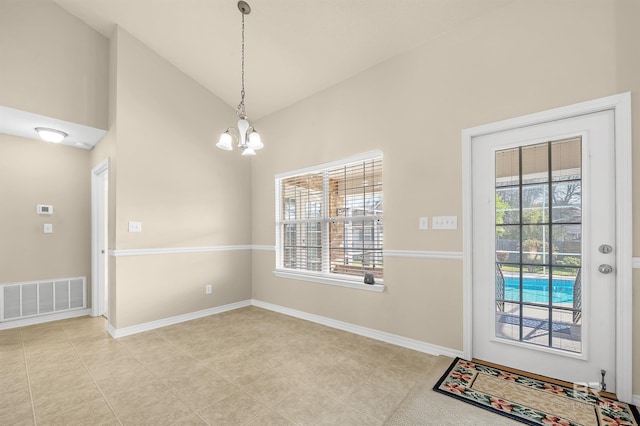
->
[433,358,640,426]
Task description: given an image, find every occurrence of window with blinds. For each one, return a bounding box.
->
[275,152,383,283]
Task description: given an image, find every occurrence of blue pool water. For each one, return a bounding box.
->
[503,276,575,304]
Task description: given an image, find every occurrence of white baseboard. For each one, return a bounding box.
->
[0,308,92,330]
[251,299,463,359]
[107,300,252,338]
[107,298,462,359]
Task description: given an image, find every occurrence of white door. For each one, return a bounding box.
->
[91,159,109,319]
[471,110,617,391]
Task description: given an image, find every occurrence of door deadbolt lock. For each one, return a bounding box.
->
[599,244,613,254]
[598,264,613,274]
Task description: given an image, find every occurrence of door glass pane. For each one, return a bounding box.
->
[495,301,521,341]
[522,184,548,224]
[551,182,582,223]
[496,187,520,224]
[495,147,520,187]
[552,138,581,181]
[495,138,582,353]
[552,308,582,353]
[521,224,549,265]
[496,225,520,263]
[521,144,549,184]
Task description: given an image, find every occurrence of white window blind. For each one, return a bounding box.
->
[276,152,383,283]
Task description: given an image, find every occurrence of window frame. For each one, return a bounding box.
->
[274,151,384,292]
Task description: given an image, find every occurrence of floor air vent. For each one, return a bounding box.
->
[1,277,86,322]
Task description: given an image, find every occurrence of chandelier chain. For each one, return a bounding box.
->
[237,12,246,118]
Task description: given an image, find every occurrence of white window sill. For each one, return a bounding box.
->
[273,270,385,293]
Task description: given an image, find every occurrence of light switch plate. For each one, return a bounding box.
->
[128,221,142,233]
[432,216,458,230]
[43,223,53,233]
[419,217,429,230]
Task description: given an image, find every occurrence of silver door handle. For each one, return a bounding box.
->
[101,250,105,254]
[598,264,613,274]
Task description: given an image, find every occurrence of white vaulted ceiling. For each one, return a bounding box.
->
[53,0,513,120]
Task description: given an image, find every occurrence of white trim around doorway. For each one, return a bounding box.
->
[461,92,633,403]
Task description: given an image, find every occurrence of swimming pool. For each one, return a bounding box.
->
[503,276,576,304]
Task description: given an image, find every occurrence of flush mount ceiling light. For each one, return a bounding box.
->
[35,127,67,143]
[216,1,263,156]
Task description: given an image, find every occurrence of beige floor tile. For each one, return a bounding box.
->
[336,355,378,377]
[273,383,340,426]
[2,311,533,426]
[240,370,305,407]
[21,327,69,347]
[0,365,29,391]
[28,356,86,384]
[118,330,171,354]
[33,379,104,422]
[215,355,273,386]
[164,369,238,410]
[388,347,438,375]
[367,364,420,395]
[316,404,383,426]
[60,316,108,338]
[0,399,34,426]
[71,333,123,358]
[0,386,32,414]
[37,396,117,426]
[306,365,365,401]
[137,349,197,377]
[119,393,192,426]
[85,353,146,383]
[0,329,22,343]
[271,353,329,383]
[169,413,208,426]
[0,347,25,364]
[30,369,96,397]
[197,392,266,425]
[342,382,405,421]
[244,409,296,425]
[101,376,173,417]
[23,340,75,362]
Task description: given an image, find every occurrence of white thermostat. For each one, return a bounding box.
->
[37,204,53,215]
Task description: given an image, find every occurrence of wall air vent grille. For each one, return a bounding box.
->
[0,277,86,322]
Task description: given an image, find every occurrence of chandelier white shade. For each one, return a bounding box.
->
[35,127,67,143]
[217,1,263,156]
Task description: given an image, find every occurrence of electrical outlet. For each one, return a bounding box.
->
[128,221,142,233]
[205,284,212,294]
[419,217,429,230]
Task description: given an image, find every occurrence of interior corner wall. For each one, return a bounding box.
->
[0,134,91,285]
[251,1,622,361]
[615,0,640,398]
[0,0,108,129]
[108,28,252,329]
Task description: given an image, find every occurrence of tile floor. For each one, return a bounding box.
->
[0,306,447,425]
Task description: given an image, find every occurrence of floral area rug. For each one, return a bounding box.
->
[433,358,640,426]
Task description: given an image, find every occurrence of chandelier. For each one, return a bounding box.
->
[216,1,263,156]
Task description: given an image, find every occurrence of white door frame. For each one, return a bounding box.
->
[462,93,632,403]
[91,158,109,318]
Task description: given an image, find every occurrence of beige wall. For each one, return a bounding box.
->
[107,28,252,328]
[252,0,639,392]
[615,0,640,397]
[0,135,91,285]
[0,0,107,306]
[0,0,108,129]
